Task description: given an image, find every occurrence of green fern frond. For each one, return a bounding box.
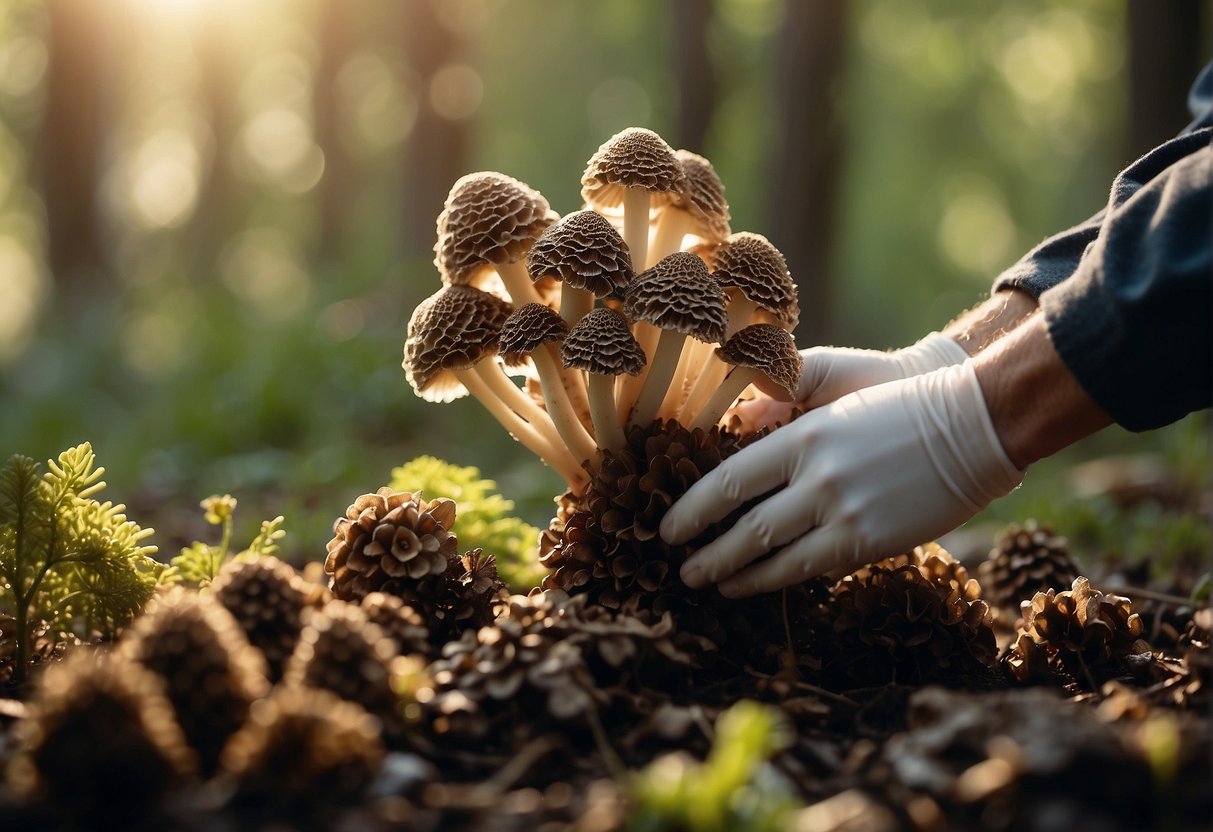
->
[389,456,543,592]
[0,443,157,682]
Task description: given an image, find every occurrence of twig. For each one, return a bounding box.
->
[469,735,560,800]
[792,680,860,709]
[1098,583,1200,608]
[585,704,628,783]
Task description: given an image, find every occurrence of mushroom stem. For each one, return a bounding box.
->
[454,368,589,492]
[497,259,547,309]
[473,360,569,455]
[616,320,659,421]
[622,186,651,279]
[588,372,626,454]
[558,286,594,328]
[657,339,696,419]
[689,366,763,432]
[533,345,598,463]
[647,209,690,269]
[630,328,687,427]
[677,295,760,423]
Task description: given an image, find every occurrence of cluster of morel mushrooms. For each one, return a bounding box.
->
[404,128,801,495]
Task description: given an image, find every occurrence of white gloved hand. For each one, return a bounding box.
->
[797,331,969,409]
[661,362,1023,597]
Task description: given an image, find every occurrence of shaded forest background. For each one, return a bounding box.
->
[0,0,1208,559]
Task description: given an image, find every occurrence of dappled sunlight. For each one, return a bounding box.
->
[0,234,45,361]
[219,228,313,322]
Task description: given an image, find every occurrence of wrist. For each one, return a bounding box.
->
[971,313,1112,468]
[896,331,970,376]
[944,290,1040,357]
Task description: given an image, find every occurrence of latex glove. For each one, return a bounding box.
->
[662,362,1023,597]
[798,331,969,409]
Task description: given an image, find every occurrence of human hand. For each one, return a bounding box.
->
[661,363,1023,597]
[798,331,969,410]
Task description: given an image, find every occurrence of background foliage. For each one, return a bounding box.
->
[0,0,1206,568]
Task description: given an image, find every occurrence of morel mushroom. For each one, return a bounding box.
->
[647,149,731,267]
[561,308,646,454]
[435,171,557,308]
[679,233,799,422]
[689,324,801,431]
[581,127,684,276]
[526,208,633,326]
[623,252,727,427]
[499,303,598,464]
[405,284,587,491]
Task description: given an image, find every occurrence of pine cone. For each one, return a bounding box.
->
[324,487,458,603]
[284,601,402,739]
[210,555,311,682]
[540,421,817,670]
[427,593,603,743]
[221,685,384,817]
[360,591,431,657]
[823,545,997,688]
[12,652,195,824]
[979,521,1080,616]
[1003,577,1151,688]
[448,548,509,628]
[119,590,269,776]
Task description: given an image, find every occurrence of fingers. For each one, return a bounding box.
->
[660,431,795,546]
[718,524,863,598]
[678,484,815,589]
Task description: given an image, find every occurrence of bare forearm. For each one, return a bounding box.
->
[943,289,1039,357]
[972,312,1112,468]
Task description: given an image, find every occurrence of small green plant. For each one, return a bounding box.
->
[163,495,285,587]
[629,701,798,832]
[389,456,544,591]
[0,443,159,682]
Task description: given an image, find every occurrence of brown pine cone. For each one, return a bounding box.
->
[448,548,509,628]
[324,487,458,603]
[283,601,402,739]
[360,591,431,657]
[210,555,311,682]
[540,420,823,673]
[1003,577,1150,688]
[221,685,384,817]
[119,590,269,776]
[979,521,1080,616]
[426,593,603,743]
[12,652,195,825]
[824,545,997,688]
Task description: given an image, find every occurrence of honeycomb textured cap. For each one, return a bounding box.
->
[624,252,727,342]
[671,149,730,241]
[498,303,570,363]
[561,307,646,376]
[526,209,634,297]
[712,232,799,329]
[434,171,557,283]
[580,128,685,210]
[404,284,513,402]
[715,324,802,400]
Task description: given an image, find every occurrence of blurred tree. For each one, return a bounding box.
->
[769,0,848,343]
[1126,0,1209,158]
[314,0,356,261]
[672,0,717,153]
[194,14,238,265]
[401,0,472,256]
[40,0,114,296]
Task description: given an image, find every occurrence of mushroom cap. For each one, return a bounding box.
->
[434,172,558,284]
[712,232,799,330]
[498,303,570,365]
[561,307,646,377]
[623,252,728,344]
[714,324,803,401]
[669,149,730,241]
[526,210,633,298]
[580,128,685,212]
[403,284,514,402]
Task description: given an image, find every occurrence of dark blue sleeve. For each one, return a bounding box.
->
[1039,134,1211,432]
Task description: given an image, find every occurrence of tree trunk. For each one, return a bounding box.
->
[401,0,472,258]
[768,0,848,344]
[672,0,717,153]
[193,14,238,265]
[40,0,113,296]
[314,0,355,261]
[1126,0,1209,158]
